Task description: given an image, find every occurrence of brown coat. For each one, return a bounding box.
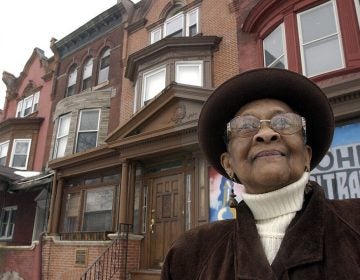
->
[161,182,360,279]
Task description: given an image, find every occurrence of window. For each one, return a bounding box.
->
[76,109,100,153]
[66,65,77,96]
[0,141,9,166]
[83,187,114,231]
[82,58,93,91]
[64,193,80,232]
[142,67,166,105]
[53,114,71,158]
[150,8,200,44]
[0,206,17,239]
[263,24,287,69]
[355,0,360,27]
[297,1,344,76]
[10,139,31,170]
[15,91,40,118]
[150,27,162,44]
[175,61,203,86]
[98,48,110,84]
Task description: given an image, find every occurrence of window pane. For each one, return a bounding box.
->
[303,35,343,77]
[143,68,166,102]
[187,9,198,36]
[85,189,114,212]
[15,142,29,154]
[83,59,93,79]
[68,68,77,86]
[23,96,33,116]
[12,155,27,168]
[264,24,286,67]
[151,28,162,43]
[83,211,112,231]
[0,142,8,158]
[76,132,97,152]
[299,2,337,43]
[55,137,68,158]
[98,68,109,84]
[16,100,23,117]
[58,115,71,137]
[165,14,183,37]
[79,110,99,131]
[176,63,202,86]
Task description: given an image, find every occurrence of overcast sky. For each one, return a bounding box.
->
[0,0,139,110]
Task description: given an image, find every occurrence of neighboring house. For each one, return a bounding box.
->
[0,48,55,279]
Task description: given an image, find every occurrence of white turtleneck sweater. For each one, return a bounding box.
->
[241,172,310,264]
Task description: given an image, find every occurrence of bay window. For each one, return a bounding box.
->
[0,141,9,166]
[76,109,100,153]
[263,24,287,69]
[297,1,344,76]
[142,67,166,105]
[150,7,200,44]
[54,114,71,158]
[98,48,110,84]
[16,91,40,118]
[10,139,31,170]
[175,61,203,86]
[0,206,17,239]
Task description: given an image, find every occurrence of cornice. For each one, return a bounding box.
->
[53,4,126,58]
[0,117,44,132]
[125,36,222,81]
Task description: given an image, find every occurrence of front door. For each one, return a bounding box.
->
[148,173,184,268]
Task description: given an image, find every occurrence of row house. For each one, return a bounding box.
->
[0,48,56,279]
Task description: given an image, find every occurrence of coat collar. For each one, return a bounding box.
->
[234,182,325,279]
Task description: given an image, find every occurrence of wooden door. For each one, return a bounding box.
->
[148,173,184,268]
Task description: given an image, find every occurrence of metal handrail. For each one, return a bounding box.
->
[80,223,132,280]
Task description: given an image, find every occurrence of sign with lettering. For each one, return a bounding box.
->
[310,123,360,199]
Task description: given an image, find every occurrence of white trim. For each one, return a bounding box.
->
[263,23,288,69]
[186,8,199,36]
[53,114,71,158]
[0,206,18,240]
[355,0,360,27]
[133,79,139,113]
[150,27,162,44]
[75,109,101,153]
[0,140,9,165]
[297,0,344,77]
[9,139,31,170]
[164,12,184,37]
[175,60,203,87]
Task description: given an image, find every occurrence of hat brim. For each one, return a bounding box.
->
[198,68,334,179]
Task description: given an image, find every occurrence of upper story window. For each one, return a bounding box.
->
[263,24,287,69]
[0,141,9,166]
[81,58,93,91]
[53,114,71,159]
[66,65,77,97]
[356,0,360,27]
[0,206,17,240]
[150,7,200,44]
[297,1,344,77]
[9,139,31,170]
[98,48,110,84]
[142,66,166,106]
[175,61,203,86]
[16,91,40,118]
[75,109,100,153]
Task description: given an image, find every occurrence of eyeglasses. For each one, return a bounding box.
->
[226,112,306,139]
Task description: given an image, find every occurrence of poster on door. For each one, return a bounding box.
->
[209,167,244,222]
[310,122,360,199]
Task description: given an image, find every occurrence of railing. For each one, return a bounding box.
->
[80,224,133,280]
[59,231,111,241]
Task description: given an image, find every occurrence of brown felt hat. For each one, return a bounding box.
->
[198,68,334,179]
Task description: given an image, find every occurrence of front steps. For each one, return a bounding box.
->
[130,269,161,280]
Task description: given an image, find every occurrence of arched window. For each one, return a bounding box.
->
[98,48,110,84]
[66,65,77,97]
[82,58,93,90]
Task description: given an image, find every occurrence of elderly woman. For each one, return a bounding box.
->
[161,68,360,279]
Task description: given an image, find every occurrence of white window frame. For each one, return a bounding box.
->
[355,0,360,27]
[53,114,71,159]
[142,66,166,106]
[133,79,139,113]
[15,91,40,118]
[82,58,93,91]
[0,206,17,240]
[0,141,9,166]
[263,23,288,69]
[297,0,345,77]
[164,12,184,37]
[150,27,162,44]
[9,139,31,170]
[75,109,100,153]
[98,48,111,84]
[66,66,78,96]
[186,8,199,36]
[175,60,203,87]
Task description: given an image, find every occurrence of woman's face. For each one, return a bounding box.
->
[221,99,312,194]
